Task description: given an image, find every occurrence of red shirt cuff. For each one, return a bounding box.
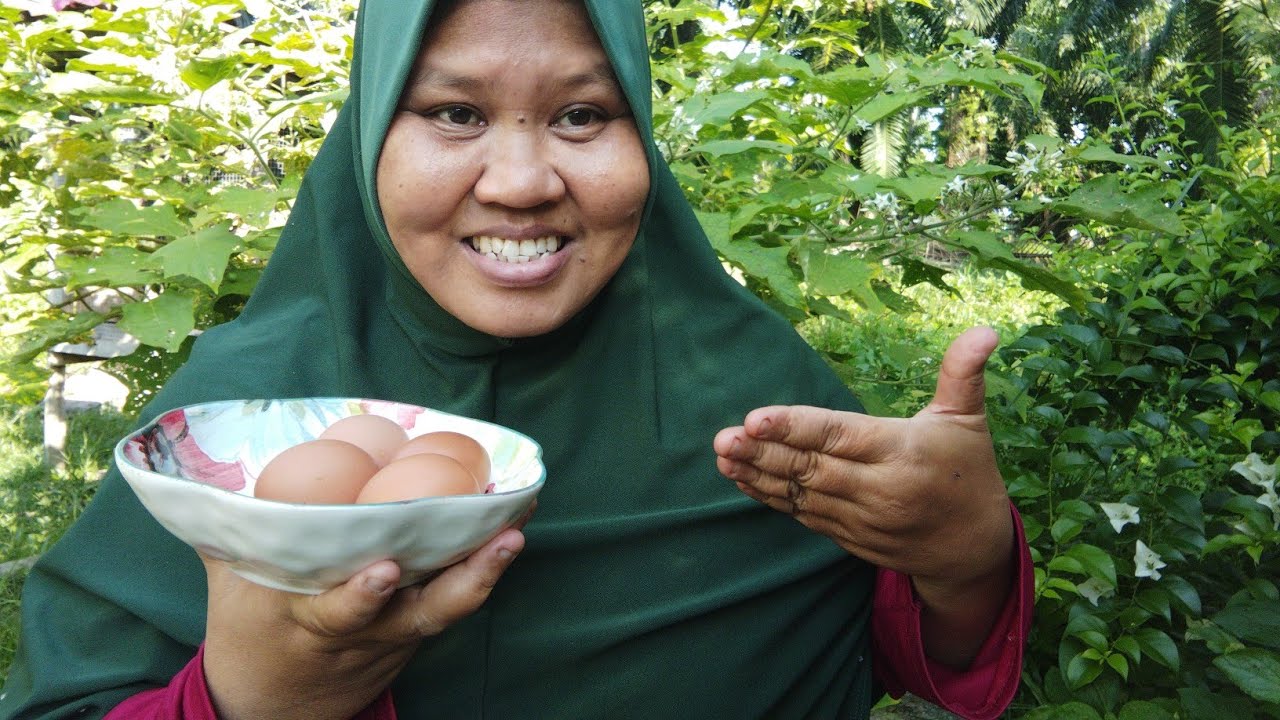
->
[871,501,1033,720]
[104,644,397,720]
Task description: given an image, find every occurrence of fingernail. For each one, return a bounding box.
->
[730,438,742,455]
[364,572,393,594]
[497,547,517,562]
[758,418,772,436]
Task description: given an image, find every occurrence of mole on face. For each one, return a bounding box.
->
[517,114,528,124]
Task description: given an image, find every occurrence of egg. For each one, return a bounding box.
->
[319,414,410,468]
[254,439,378,504]
[392,431,491,486]
[356,453,482,504]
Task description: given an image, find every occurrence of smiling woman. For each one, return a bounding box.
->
[0,0,1031,719]
[377,0,649,338]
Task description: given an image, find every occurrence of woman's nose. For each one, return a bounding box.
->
[473,129,566,208]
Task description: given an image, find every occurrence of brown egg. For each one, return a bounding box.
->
[392,431,490,486]
[355,453,481,504]
[254,439,378,504]
[319,414,410,468]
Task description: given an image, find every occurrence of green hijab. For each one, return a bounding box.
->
[0,1,878,717]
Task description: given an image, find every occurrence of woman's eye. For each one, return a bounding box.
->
[555,108,603,128]
[433,106,483,126]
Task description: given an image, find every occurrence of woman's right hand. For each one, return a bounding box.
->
[200,526,526,720]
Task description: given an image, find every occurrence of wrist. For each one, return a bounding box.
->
[202,645,391,720]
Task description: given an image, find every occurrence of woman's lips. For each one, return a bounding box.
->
[465,235,571,287]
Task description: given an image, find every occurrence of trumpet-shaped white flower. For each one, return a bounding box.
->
[1232,453,1277,492]
[1100,502,1140,533]
[1077,577,1113,606]
[1134,540,1166,581]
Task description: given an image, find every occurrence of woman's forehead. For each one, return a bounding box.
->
[406,0,618,89]
[417,0,604,57]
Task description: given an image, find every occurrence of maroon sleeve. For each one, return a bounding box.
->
[104,644,398,720]
[871,502,1033,720]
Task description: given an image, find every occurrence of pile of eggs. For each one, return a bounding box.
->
[253,414,491,505]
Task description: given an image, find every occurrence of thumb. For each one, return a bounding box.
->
[927,326,998,416]
[294,560,402,636]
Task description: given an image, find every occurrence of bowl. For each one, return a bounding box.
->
[114,397,544,594]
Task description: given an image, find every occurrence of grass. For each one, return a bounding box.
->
[0,401,134,684]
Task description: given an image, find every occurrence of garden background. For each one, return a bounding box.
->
[1,0,1278,717]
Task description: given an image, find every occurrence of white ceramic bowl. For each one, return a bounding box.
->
[114,397,544,594]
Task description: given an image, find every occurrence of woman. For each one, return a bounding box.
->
[0,0,1030,718]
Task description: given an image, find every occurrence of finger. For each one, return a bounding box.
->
[732,406,895,463]
[387,528,524,638]
[716,422,875,497]
[927,326,998,416]
[293,560,402,637]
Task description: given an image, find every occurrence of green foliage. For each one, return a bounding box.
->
[985,92,1280,717]
[0,0,352,400]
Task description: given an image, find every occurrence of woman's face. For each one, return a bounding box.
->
[377,0,650,338]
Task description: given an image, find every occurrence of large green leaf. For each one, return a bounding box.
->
[797,246,884,312]
[42,71,175,105]
[71,199,189,238]
[688,139,790,158]
[150,223,242,292]
[118,293,196,353]
[681,90,769,127]
[6,312,105,365]
[1214,649,1280,703]
[1054,176,1187,236]
[1213,599,1280,652]
[1077,142,1160,168]
[181,54,244,91]
[57,247,163,289]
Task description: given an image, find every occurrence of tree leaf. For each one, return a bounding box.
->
[150,223,242,292]
[56,247,163,289]
[681,89,769,126]
[1066,543,1118,586]
[688,139,791,157]
[1135,628,1179,671]
[118,293,196,353]
[71,199,189,238]
[1213,599,1280,652]
[181,54,243,91]
[1076,142,1160,168]
[1054,176,1187,236]
[1213,649,1280,703]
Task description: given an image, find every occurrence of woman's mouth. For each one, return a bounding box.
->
[469,235,565,263]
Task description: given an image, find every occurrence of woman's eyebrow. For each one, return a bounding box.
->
[409,62,621,95]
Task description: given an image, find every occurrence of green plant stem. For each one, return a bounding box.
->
[737,0,774,58]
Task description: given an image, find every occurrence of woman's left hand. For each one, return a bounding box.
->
[713,326,1015,663]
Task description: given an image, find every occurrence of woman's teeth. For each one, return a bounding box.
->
[471,235,563,263]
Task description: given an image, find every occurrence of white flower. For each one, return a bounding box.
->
[1258,489,1280,530]
[868,192,900,216]
[979,38,998,52]
[1134,540,1166,581]
[1015,153,1041,178]
[957,48,977,68]
[1077,577,1113,606]
[1232,453,1277,492]
[854,117,872,132]
[1100,502,1140,533]
[943,175,967,196]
